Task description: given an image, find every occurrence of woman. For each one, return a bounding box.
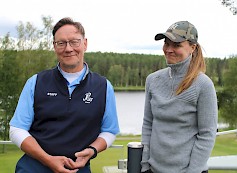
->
[141,21,218,173]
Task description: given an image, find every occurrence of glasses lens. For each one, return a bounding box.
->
[55,39,81,49]
[69,39,81,47]
[56,41,66,48]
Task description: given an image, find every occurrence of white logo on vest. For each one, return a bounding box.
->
[83,92,93,103]
[47,92,57,96]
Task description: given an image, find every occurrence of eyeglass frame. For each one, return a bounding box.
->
[53,39,82,49]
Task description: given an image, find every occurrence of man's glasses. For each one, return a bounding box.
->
[54,39,82,49]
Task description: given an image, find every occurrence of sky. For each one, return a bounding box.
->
[1,0,237,58]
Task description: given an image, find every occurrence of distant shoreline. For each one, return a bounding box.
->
[114,86,145,91]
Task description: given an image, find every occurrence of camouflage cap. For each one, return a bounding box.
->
[155,21,198,43]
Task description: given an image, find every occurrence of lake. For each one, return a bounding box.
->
[115,91,227,135]
[115,91,145,135]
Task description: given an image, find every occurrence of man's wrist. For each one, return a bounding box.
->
[86,146,97,159]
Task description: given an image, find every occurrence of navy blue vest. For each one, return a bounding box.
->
[30,67,106,159]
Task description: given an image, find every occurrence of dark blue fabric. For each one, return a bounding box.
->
[16,154,91,173]
[30,67,106,160]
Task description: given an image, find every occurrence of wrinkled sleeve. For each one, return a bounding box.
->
[186,77,218,173]
[141,75,153,172]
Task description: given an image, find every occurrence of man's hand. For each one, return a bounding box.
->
[20,136,79,173]
[73,148,94,168]
[46,155,79,173]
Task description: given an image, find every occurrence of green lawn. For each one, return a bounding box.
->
[1,134,237,173]
[0,145,23,173]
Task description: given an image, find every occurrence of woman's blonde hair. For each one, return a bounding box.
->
[176,43,206,95]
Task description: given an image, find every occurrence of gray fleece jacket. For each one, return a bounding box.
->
[141,56,218,173]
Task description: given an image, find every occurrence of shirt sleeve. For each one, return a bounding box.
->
[9,74,37,130]
[98,132,116,148]
[100,80,120,135]
[9,126,31,148]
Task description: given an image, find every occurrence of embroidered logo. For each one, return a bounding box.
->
[168,23,179,30]
[83,92,93,104]
[47,92,57,96]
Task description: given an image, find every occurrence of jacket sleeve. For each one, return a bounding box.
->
[186,75,218,173]
[141,75,153,172]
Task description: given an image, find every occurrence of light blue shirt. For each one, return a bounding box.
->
[10,65,120,135]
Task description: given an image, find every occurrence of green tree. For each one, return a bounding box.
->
[16,21,42,50]
[0,50,20,143]
[107,65,124,86]
[0,33,15,50]
[220,0,237,15]
[15,16,54,50]
[218,56,237,128]
[39,15,54,50]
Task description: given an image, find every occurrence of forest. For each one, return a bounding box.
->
[0,49,237,141]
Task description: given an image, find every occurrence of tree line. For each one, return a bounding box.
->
[0,49,237,142]
[0,16,236,143]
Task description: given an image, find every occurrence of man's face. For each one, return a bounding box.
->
[54,24,87,73]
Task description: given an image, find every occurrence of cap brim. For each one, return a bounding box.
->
[155,32,186,42]
[154,33,166,41]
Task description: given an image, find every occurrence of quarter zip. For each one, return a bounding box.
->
[167,55,192,98]
[169,67,176,98]
[168,67,172,79]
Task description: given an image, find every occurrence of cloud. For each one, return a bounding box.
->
[0,17,18,37]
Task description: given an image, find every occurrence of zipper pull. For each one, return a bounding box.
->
[168,67,172,78]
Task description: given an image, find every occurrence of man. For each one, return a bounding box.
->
[9,17,120,173]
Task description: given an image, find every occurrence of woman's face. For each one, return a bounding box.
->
[163,38,196,64]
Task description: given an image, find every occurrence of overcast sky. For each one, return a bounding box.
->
[1,0,237,58]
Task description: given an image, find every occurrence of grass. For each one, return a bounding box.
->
[0,145,23,173]
[0,134,237,173]
[114,86,145,91]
